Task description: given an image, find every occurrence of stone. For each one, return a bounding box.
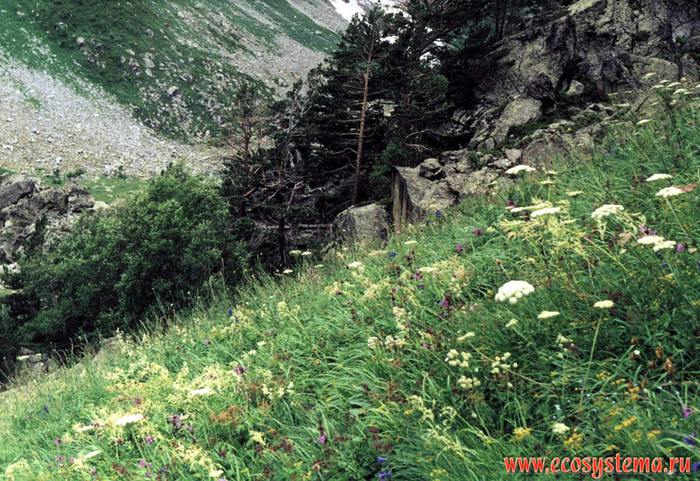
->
[0,179,37,210]
[418,158,444,180]
[565,80,585,96]
[333,203,390,244]
[393,166,456,229]
[492,97,542,145]
[504,148,523,164]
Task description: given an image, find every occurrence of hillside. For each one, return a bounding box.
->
[0,0,347,176]
[1,83,699,480]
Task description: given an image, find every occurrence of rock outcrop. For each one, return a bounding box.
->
[0,177,95,264]
[463,0,699,150]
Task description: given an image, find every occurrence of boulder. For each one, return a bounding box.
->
[0,179,37,210]
[565,80,585,96]
[418,158,444,180]
[492,97,542,145]
[333,203,390,244]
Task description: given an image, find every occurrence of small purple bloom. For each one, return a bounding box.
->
[227,307,233,317]
[439,297,450,308]
[138,459,151,469]
[435,210,443,218]
[376,456,387,465]
[676,243,686,253]
[144,435,155,445]
[683,433,697,446]
[683,406,693,419]
[639,225,657,236]
[472,228,484,236]
[413,272,423,281]
[53,437,62,446]
[455,244,464,253]
[388,251,397,258]
[693,461,700,472]
[234,365,246,376]
[378,470,392,481]
[318,434,327,445]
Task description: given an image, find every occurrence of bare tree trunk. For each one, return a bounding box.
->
[352,56,373,205]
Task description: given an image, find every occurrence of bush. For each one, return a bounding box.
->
[1,165,248,347]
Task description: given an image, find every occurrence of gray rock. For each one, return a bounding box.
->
[504,148,523,164]
[0,179,37,210]
[492,97,542,145]
[333,203,390,244]
[565,80,585,96]
[418,158,444,180]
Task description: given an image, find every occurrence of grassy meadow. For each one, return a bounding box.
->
[1,82,700,479]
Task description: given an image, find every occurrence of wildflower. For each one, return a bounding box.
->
[676,243,686,253]
[377,470,392,481]
[591,204,625,220]
[388,251,397,258]
[301,251,313,257]
[636,119,653,126]
[290,250,302,256]
[115,413,144,426]
[683,406,693,419]
[144,435,155,445]
[505,319,518,328]
[317,434,327,445]
[347,261,363,270]
[445,349,471,368]
[637,235,665,245]
[512,427,532,441]
[593,300,614,309]
[531,207,561,218]
[455,244,464,253]
[282,269,293,275]
[249,430,266,446]
[457,376,481,390]
[494,280,535,304]
[377,456,387,465]
[656,186,684,197]
[645,173,672,182]
[472,228,484,236]
[552,423,570,435]
[456,332,475,342]
[566,191,584,197]
[505,165,536,175]
[53,437,62,446]
[546,170,558,176]
[538,311,560,319]
[564,431,584,449]
[367,337,381,349]
[190,387,213,396]
[683,433,697,446]
[653,240,677,252]
[404,240,418,245]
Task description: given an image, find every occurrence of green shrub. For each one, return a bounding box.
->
[1,165,248,347]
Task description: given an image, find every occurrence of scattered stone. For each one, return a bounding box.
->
[565,80,585,96]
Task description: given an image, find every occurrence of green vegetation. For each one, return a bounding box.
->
[0,1,339,140]
[1,86,700,480]
[1,165,248,348]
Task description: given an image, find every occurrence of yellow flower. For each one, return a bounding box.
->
[512,426,532,442]
[647,430,662,440]
[564,431,584,449]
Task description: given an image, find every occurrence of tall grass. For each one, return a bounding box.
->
[1,82,700,480]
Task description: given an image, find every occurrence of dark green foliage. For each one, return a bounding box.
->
[1,165,248,347]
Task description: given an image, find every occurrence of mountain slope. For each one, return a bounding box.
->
[0,1,347,176]
[1,84,699,480]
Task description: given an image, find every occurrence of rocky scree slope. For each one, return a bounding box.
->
[0,0,346,176]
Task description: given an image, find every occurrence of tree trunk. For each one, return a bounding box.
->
[352,62,372,205]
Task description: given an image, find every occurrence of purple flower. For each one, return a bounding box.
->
[683,406,693,419]
[388,251,397,258]
[378,470,392,481]
[318,434,327,445]
[227,307,233,317]
[413,272,423,281]
[144,435,155,445]
[435,210,443,218]
[472,228,484,237]
[683,433,697,446]
[138,459,151,469]
[234,365,246,376]
[639,225,657,236]
[455,244,464,253]
[376,456,387,465]
[676,243,686,253]
[53,437,62,446]
[693,461,700,472]
[439,297,450,309]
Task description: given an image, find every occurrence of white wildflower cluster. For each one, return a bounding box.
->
[457,376,482,390]
[495,280,535,304]
[552,422,570,435]
[445,349,471,368]
[367,335,407,350]
[655,186,684,198]
[505,165,536,176]
[490,352,516,374]
[505,318,519,328]
[538,311,560,320]
[591,204,625,220]
[393,306,410,334]
[593,300,615,309]
[556,334,573,348]
[637,235,676,252]
[530,207,561,218]
[645,173,672,182]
